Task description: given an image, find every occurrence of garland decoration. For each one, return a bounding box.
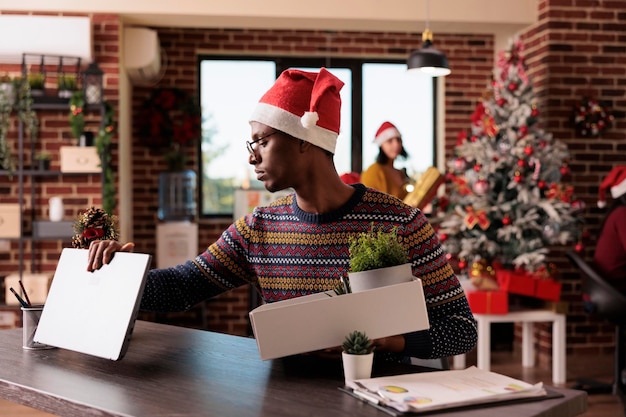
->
[69,91,85,139]
[71,206,119,249]
[572,97,613,137]
[96,101,116,214]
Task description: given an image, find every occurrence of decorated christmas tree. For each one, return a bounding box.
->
[430,39,584,276]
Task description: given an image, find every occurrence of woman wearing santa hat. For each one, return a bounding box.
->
[361,121,410,199]
[594,165,626,294]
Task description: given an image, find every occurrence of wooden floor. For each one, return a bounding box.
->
[1,349,623,416]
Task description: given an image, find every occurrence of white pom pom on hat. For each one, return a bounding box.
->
[249,68,344,154]
[598,165,626,208]
[373,121,402,146]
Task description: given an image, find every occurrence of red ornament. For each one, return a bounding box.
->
[454,157,467,171]
[470,135,478,143]
[524,145,534,156]
[473,179,489,195]
[538,180,546,189]
[508,82,518,91]
[473,164,482,172]
[497,98,506,107]
[560,165,570,176]
[502,216,512,226]
[458,259,467,269]
[439,233,448,242]
[531,107,539,117]
[575,242,584,253]
[517,159,527,168]
[519,126,528,137]
[514,172,523,183]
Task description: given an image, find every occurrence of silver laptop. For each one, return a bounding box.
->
[34,248,152,360]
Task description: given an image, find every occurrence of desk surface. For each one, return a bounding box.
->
[0,321,586,417]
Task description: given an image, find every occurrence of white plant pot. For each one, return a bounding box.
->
[342,352,374,384]
[348,263,413,293]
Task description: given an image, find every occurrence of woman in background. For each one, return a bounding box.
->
[361,121,409,199]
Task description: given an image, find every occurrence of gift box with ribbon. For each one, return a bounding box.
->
[496,269,536,297]
[466,291,509,314]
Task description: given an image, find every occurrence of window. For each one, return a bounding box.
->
[199,57,435,217]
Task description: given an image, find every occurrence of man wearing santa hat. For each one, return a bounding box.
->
[87,68,477,362]
[594,165,626,294]
[361,121,410,199]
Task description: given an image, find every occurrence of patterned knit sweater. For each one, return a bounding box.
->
[141,184,477,359]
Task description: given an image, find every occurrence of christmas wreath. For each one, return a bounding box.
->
[572,97,613,137]
[137,88,202,171]
[71,206,119,249]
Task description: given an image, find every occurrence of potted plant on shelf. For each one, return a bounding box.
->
[28,72,45,96]
[35,152,52,171]
[342,330,375,383]
[57,74,77,99]
[347,225,413,293]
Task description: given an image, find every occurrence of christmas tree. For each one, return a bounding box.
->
[430,39,583,275]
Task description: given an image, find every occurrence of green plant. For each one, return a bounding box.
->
[35,152,51,161]
[27,72,45,90]
[58,74,77,91]
[349,224,408,273]
[342,330,374,355]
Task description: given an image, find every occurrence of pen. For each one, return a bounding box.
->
[10,287,30,308]
[18,280,32,306]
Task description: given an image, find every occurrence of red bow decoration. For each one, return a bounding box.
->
[545,184,574,203]
[451,175,472,196]
[464,206,491,230]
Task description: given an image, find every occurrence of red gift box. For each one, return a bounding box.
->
[534,279,562,301]
[466,291,509,314]
[496,270,536,297]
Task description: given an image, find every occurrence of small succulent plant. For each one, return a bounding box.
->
[342,330,374,355]
[349,224,408,273]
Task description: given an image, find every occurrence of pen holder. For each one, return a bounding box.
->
[21,305,54,350]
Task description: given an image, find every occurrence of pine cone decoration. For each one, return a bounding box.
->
[71,207,119,249]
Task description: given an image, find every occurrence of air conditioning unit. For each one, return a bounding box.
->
[124,27,163,86]
[0,15,92,64]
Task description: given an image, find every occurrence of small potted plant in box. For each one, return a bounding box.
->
[35,152,51,171]
[342,330,375,383]
[347,224,413,293]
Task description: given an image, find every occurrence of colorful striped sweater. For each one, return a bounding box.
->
[141,184,477,359]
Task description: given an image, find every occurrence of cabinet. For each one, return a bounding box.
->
[0,54,105,285]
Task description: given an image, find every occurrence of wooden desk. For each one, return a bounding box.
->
[0,321,586,417]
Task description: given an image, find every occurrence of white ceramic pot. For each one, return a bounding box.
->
[348,263,413,293]
[342,351,374,384]
[48,196,64,222]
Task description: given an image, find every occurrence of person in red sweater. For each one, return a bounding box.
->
[594,166,626,294]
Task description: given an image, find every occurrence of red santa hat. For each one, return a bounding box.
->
[249,68,344,154]
[373,121,402,146]
[598,165,626,208]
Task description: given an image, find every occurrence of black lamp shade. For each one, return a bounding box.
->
[82,62,104,105]
[407,40,450,77]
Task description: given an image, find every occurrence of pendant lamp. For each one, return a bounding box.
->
[407,1,450,77]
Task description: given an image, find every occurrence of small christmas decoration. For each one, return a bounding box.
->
[71,207,119,249]
[572,97,613,137]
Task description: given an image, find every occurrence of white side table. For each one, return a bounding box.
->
[453,309,566,384]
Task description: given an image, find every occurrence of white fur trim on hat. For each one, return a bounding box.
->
[250,102,337,154]
[611,178,626,199]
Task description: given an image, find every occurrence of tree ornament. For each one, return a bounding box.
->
[531,107,539,117]
[519,125,528,137]
[524,145,534,156]
[538,180,546,189]
[497,98,506,107]
[575,241,584,253]
[498,139,512,155]
[502,215,512,226]
[559,164,570,177]
[473,179,489,195]
[458,259,467,270]
[453,157,467,172]
[508,82,517,91]
[514,171,523,183]
[517,159,527,168]
[473,164,482,172]
[439,233,448,242]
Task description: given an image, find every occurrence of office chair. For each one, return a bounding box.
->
[565,249,626,398]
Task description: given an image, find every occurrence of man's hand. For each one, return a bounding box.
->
[87,240,135,271]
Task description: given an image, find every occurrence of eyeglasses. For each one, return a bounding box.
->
[246,131,280,155]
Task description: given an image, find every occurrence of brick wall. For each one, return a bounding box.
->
[2,3,624,358]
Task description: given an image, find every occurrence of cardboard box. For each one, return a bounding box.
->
[466,291,509,314]
[60,146,101,173]
[4,273,53,305]
[249,280,429,360]
[496,270,536,297]
[0,204,21,238]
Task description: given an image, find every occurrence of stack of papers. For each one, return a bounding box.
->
[344,366,547,414]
